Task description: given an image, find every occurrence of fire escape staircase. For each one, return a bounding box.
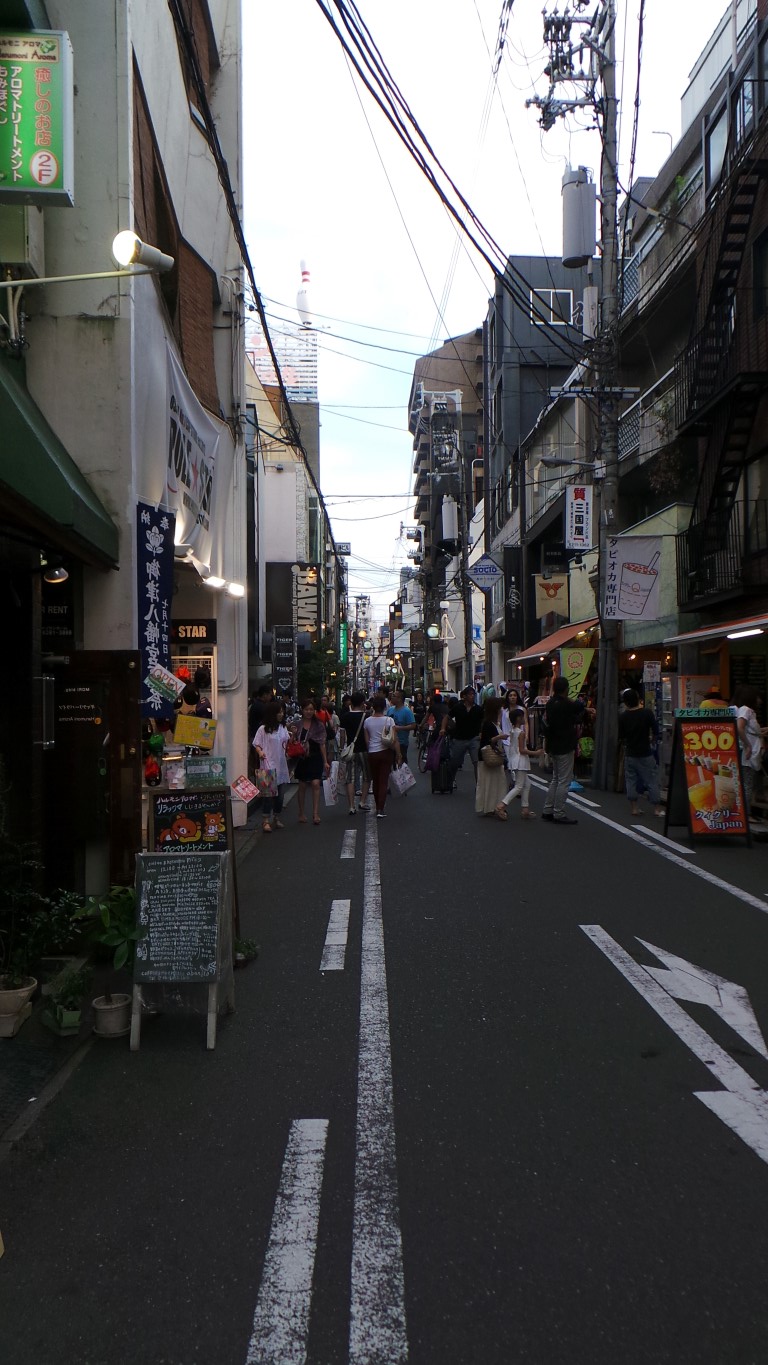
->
[674,159,768,603]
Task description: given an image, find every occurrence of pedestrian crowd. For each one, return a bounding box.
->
[244,673,768,833]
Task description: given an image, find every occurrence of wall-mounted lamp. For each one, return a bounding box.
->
[174,543,193,559]
[42,556,68,584]
[226,581,245,598]
[112,231,175,274]
[203,574,226,590]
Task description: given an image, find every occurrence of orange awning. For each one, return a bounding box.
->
[511,617,599,666]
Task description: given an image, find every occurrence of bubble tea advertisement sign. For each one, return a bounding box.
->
[665,710,750,843]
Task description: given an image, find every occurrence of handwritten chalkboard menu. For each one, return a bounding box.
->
[148,788,231,852]
[134,853,226,983]
[729,654,767,700]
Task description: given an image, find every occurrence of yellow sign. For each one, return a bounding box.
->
[559,647,594,697]
[173,713,217,751]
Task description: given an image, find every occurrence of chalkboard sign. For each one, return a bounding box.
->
[148,787,232,852]
[134,852,227,983]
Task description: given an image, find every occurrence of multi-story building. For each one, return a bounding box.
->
[0,0,244,889]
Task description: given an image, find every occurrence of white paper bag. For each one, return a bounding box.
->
[323,759,339,806]
[389,762,417,797]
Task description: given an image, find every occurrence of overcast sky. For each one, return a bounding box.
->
[243,0,733,624]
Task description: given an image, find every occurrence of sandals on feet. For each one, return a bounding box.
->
[494,804,508,821]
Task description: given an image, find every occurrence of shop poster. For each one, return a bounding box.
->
[174,713,217,751]
[604,536,661,621]
[559,647,594,697]
[665,711,749,842]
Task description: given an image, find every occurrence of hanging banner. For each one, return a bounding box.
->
[0,30,74,206]
[559,646,594,697]
[503,546,523,646]
[165,344,225,569]
[565,484,592,550]
[666,712,749,841]
[137,501,176,717]
[604,536,661,620]
[534,574,569,618]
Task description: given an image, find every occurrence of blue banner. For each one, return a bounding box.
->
[137,500,176,717]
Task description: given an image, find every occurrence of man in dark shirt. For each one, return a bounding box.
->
[618,688,664,817]
[444,686,483,787]
[541,676,584,824]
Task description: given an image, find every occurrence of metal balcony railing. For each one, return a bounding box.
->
[676,499,768,605]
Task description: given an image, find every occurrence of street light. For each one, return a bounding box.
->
[0,234,176,351]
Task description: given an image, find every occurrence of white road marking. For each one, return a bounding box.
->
[320,899,351,972]
[631,824,695,855]
[582,926,768,1166]
[570,802,768,916]
[341,830,357,860]
[246,1118,329,1365]
[637,938,768,1059]
[529,775,600,808]
[350,817,408,1363]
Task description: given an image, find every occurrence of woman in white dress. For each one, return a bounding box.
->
[475,697,509,819]
[252,701,291,832]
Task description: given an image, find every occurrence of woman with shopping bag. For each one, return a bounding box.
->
[252,701,291,833]
[290,699,330,825]
[364,693,401,818]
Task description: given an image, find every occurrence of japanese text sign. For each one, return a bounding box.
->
[604,536,661,621]
[0,30,74,205]
[679,717,748,838]
[565,484,592,550]
[137,501,176,718]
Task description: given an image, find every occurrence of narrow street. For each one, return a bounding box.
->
[3,771,768,1364]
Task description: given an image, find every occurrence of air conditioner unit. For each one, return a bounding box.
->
[0,205,45,279]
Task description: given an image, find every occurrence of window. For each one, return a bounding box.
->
[754,230,768,319]
[734,72,755,148]
[705,104,728,191]
[531,289,573,326]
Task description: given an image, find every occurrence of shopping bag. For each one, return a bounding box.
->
[389,762,417,797]
[425,738,442,773]
[323,760,339,806]
[253,767,278,798]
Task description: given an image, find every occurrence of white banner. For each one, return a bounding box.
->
[604,536,662,620]
[165,343,225,566]
[565,483,593,549]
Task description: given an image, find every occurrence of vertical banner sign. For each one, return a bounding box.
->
[604,536,662,620]
[272,625,296,695]
[503,546,523,647]
[165,343,223,569]
[666,711,749,841]
[137,501,176,718]
[643,661,663,759]
[534,574,569,618]
[565,485,592,550]
[0,30,74,205]
[559,646,594,696]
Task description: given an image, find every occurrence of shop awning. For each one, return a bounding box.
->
[663,612,768,646]
[511,617,599,665]
[0,356,118,564]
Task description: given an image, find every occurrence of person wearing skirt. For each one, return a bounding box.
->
[475,698,509,819]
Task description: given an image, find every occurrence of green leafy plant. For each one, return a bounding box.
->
[75,885,145,1002]
[49,965,93,1012]
[234,936,260,963]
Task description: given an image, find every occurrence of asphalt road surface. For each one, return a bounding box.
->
[3,765,768,1364]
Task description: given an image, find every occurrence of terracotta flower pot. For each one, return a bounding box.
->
[0,976,37,1015]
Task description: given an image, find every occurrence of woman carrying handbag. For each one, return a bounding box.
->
[475,696,509,819]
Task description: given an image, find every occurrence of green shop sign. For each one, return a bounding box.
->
[0,30,74,206]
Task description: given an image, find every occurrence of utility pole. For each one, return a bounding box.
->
[528,0,620,791]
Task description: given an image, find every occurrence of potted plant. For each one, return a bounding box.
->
[75,885,145,1037]
[42,965,93,1036]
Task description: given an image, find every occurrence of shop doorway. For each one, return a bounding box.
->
[44,651,142,894]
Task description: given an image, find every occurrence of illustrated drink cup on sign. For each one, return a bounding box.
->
[618,551,660,616]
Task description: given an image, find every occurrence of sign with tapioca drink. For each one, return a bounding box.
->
[605,537,661,621]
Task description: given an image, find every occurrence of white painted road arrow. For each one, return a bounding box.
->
[582,926,768,1167]
[637,938,768,1060]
